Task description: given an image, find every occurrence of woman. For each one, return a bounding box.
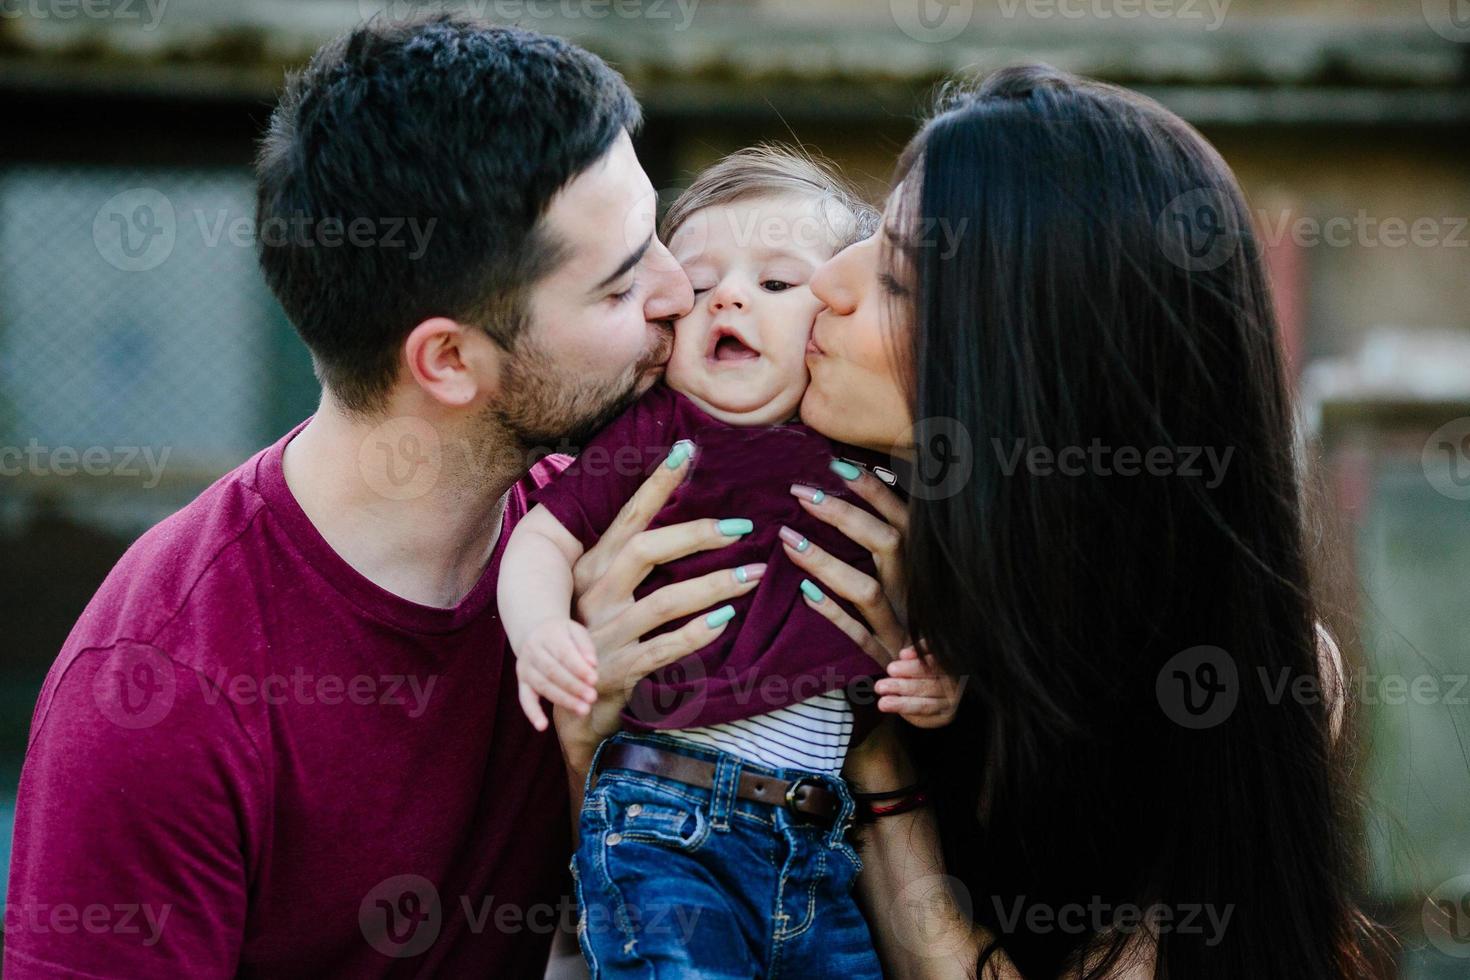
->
[782,65,1390,977]
[558,64,1388,977]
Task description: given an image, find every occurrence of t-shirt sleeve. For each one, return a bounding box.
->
[530,386,682,550]
[4,642,265,979]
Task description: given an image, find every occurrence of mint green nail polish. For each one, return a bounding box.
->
[705,604,736,628]
[664,440,694,469]
[811,490,826,504]
[734,566,749,584]
[717,518,753,536]
[829,459,861,481]
[800,579,825,603]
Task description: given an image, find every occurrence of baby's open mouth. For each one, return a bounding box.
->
[707,327,760,363]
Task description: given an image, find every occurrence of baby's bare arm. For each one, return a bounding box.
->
[499,505,598,730]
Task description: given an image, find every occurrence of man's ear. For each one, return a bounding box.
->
[402,317,506,407]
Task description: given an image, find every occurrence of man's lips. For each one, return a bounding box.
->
[640,324,674,373]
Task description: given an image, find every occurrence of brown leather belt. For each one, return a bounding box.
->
[593,741,843,826]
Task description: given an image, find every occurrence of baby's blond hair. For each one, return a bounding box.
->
[660,144,879,252]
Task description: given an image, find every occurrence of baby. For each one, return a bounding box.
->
[500,147,955,977]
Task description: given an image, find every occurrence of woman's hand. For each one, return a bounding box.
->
[551,443,760,777]
[783,461,909,667]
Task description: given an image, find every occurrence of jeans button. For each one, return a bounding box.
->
[606,832,624,846]
[627,804,643,817]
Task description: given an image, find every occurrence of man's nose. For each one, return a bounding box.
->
[642,238,693,323]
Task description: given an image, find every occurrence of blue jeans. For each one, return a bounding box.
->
[572,732,882,979]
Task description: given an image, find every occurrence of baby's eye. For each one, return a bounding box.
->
[762,280,796,293]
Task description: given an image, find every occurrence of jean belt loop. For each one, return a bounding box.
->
[826,776,856,845]
[710,753,740,832]
[584,733,621,798]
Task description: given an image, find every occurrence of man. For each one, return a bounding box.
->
[4,16,748,977]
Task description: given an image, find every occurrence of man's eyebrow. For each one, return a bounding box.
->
[593,233,652,292]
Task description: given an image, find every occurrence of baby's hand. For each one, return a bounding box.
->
[875,645,962,729]
[514,619,599,732]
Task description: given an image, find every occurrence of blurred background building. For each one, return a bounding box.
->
[2,0,1467,973]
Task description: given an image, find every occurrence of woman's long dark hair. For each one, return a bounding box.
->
[895,66,1389,978]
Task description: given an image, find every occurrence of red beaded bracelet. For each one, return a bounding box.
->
[854,784,929,822]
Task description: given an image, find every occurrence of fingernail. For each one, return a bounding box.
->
[705,604,737,628]
[790,484,826,504]
[733,563,767,584]
[829,459,861,481]
[779,527,810,553]
[664,440,695,469]
[799,579,825,603]
[717,518,753,536]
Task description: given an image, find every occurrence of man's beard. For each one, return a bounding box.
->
[488,328,671,452]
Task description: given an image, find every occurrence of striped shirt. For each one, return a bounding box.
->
[667,690,854,775]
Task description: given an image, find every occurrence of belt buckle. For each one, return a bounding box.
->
[783,775,821,817]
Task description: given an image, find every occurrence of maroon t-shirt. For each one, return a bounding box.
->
[4,423,572,979]
[532,384,883,732]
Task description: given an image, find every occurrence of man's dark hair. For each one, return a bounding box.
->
[256,15,641,414]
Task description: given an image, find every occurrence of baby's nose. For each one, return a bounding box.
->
[709,279,749,312]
